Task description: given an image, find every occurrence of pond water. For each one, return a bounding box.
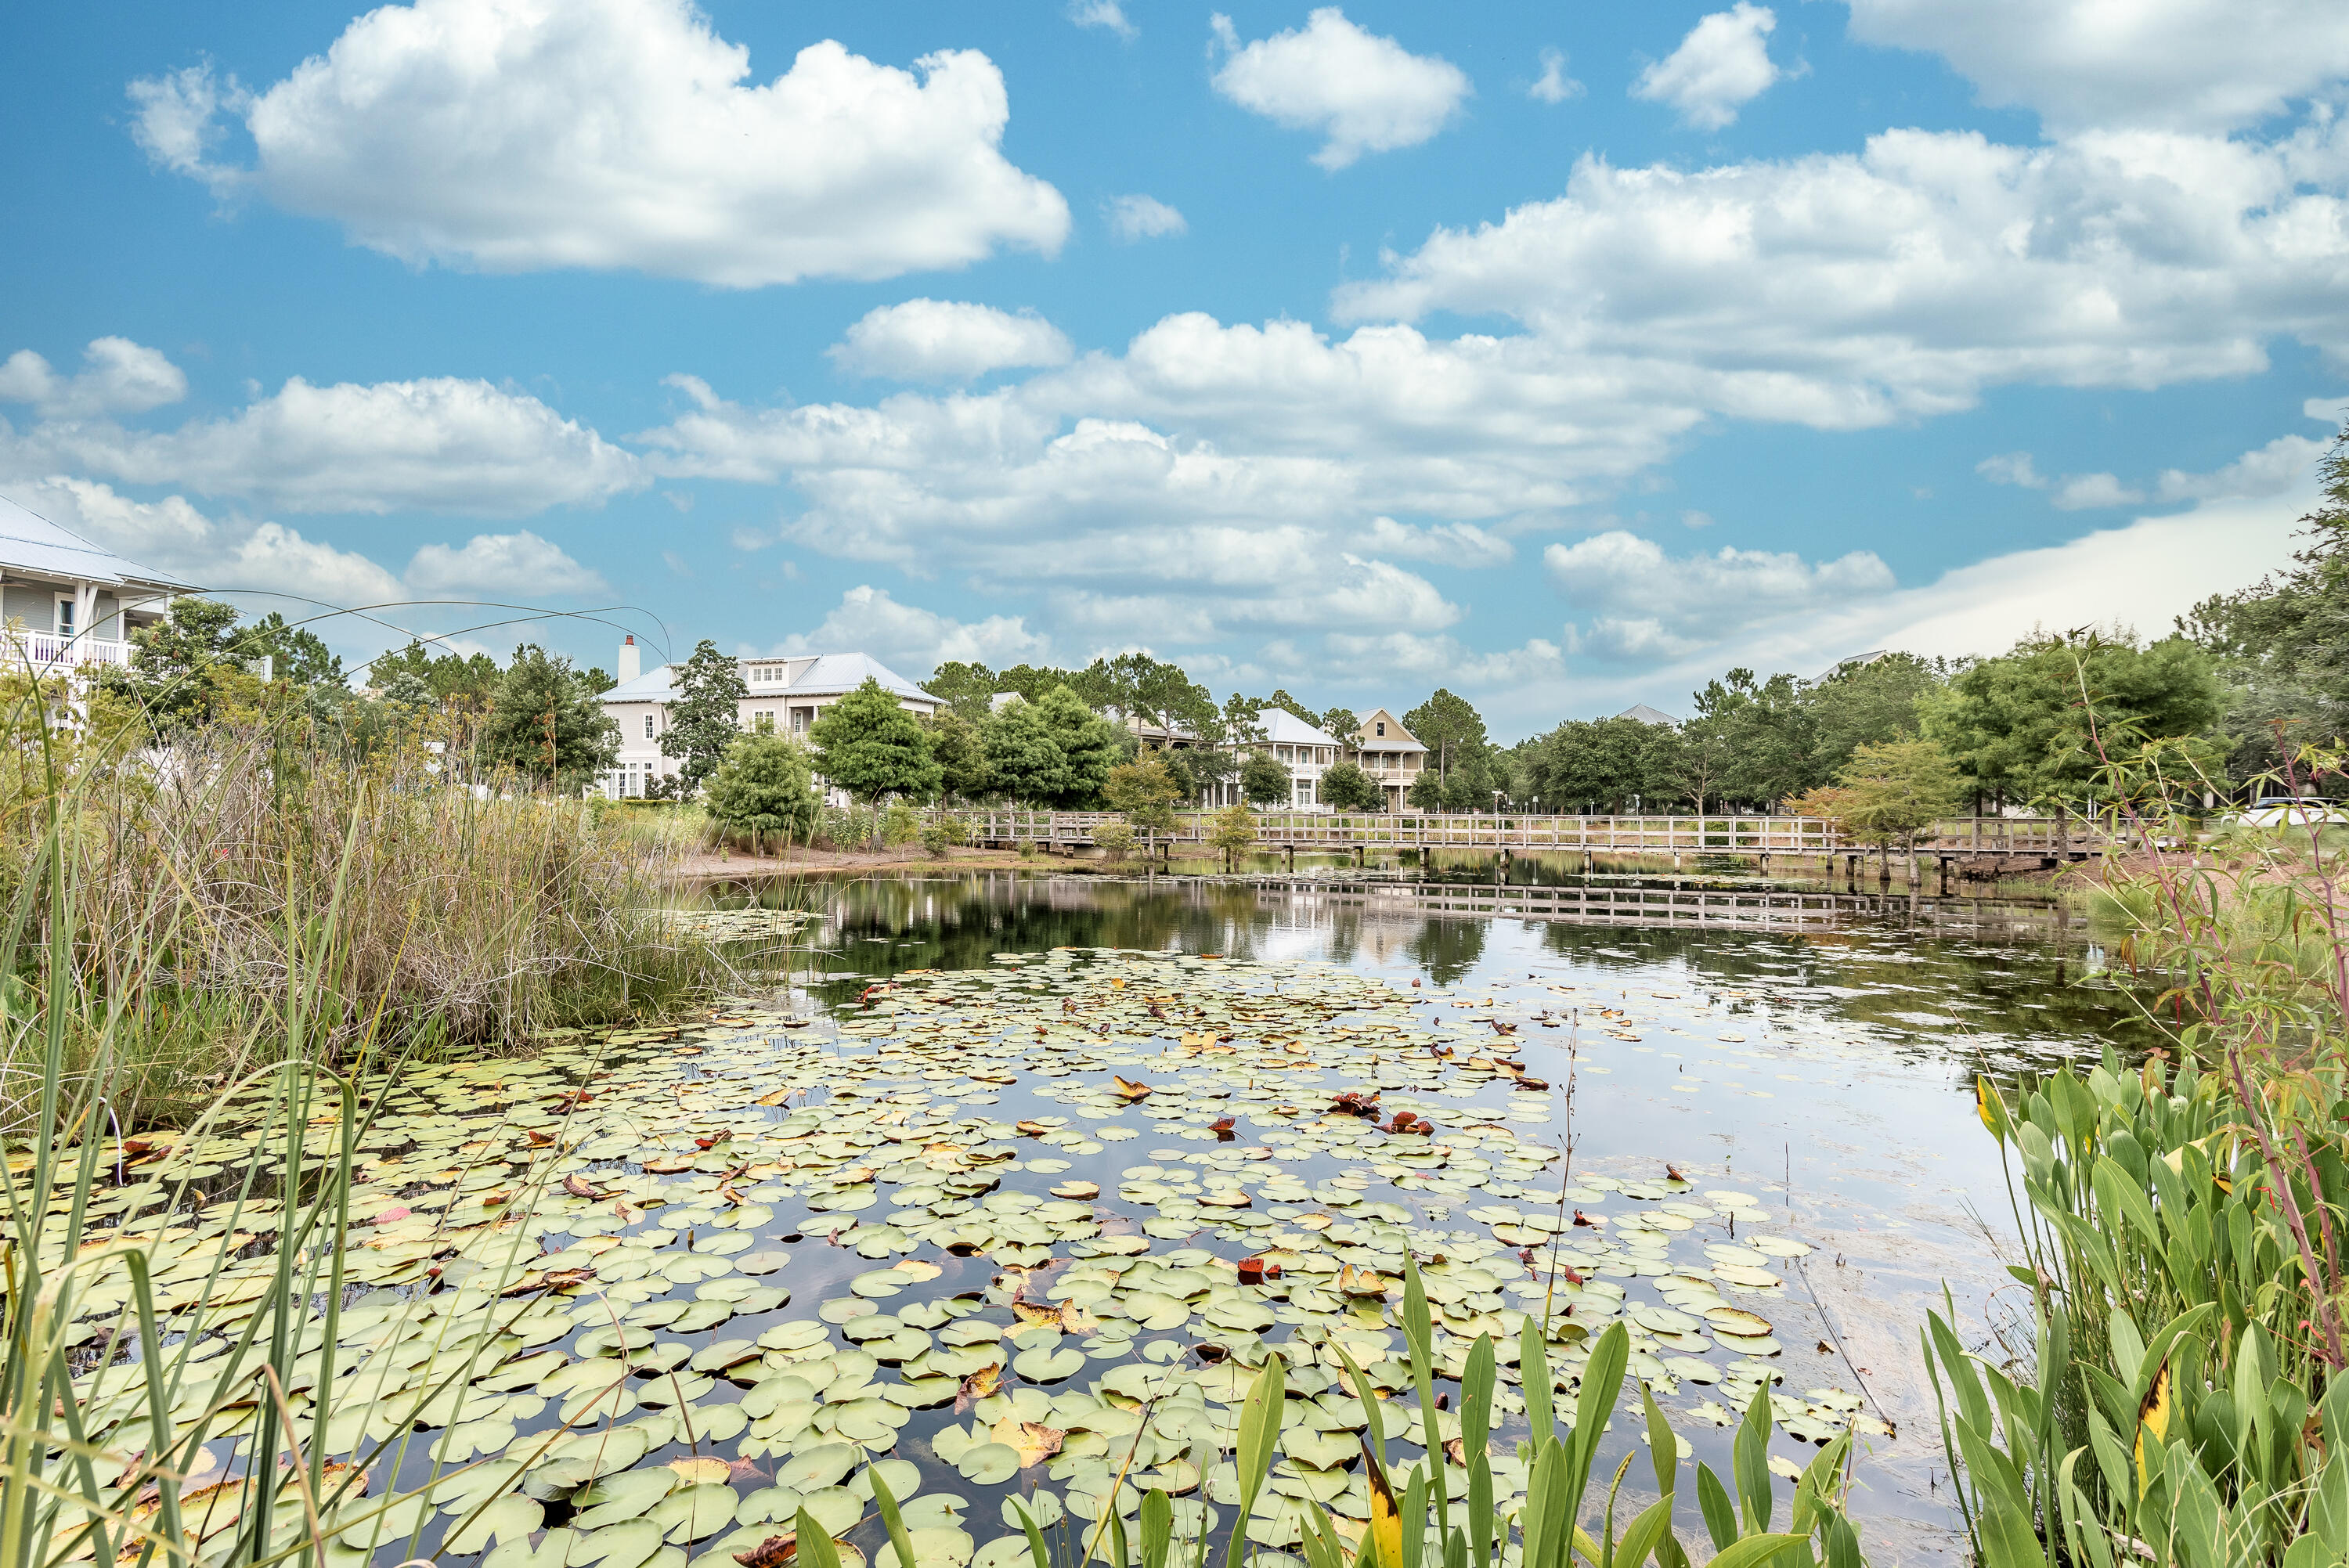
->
[52,871,2145,1568]
[703,872,2148,1559]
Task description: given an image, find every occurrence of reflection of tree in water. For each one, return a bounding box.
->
[1536,920,2156,1056]
[1405,917,1487,986]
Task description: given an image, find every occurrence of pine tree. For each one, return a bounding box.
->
[482,644,618,787]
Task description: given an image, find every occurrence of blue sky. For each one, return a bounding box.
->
[3,0,2345,737]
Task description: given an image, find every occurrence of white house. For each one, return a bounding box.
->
[0,493,190,672]
[595,638,938,798]
[1200,708,1342,812]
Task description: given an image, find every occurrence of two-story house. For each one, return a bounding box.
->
[1196,708,1342,812]
[0,494,191,673]
[1344,708,1427,812]
[594,638,938,798]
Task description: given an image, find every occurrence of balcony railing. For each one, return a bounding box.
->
[0,631,132,671]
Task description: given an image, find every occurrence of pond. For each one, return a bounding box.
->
[49,871,2146,1568]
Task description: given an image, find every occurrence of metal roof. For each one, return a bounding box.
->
[1254,708,1339,748]
[1615,702,1680,726]
[0,492,194,592]
[601,650,936,706]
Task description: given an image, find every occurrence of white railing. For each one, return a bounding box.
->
[0,631,132,672]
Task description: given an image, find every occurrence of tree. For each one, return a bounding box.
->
[239,612,345,688]
[704,733,818,853]
[1261,688,1319,727]
[1921,630,2223,811]
[2185,418,2349,784]
[1688,669,1813,807]
[111,596,266,730]
[659,640,746,795]
[926,710,993,801]
[1095,652,1218,738]
[1218,692,1268,747]
[371,640,500,706]
[1787,737,1966,879]
[1167,747,1236,804]
[1802,653,1946,784]
[1404,690,1495,807]
[1522,716,1658,812]
[1319,708,1359,744]
[985,698,1069,805]
[482,644,618,787]
[924,660,1000,721]
[1036,684,1119,806]
[809,677,942,803]
[1319,760,1382,812]
[1406,770,1447,812]
[1240,753,1293,808]
[1105,754,1184,833]
[1207,804,1257,870]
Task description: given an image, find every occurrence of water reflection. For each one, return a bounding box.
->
[705,871,2144,1066]
[689,869,2147,1558]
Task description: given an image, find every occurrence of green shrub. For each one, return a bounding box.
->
[1094,820,1136,860]
[703,732,817,854]
[922,811,969,858]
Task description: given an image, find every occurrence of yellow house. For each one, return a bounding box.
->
[1346,708,1427,812]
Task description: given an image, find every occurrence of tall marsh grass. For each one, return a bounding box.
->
[0,712,731,1130]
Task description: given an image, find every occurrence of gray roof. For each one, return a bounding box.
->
[0,492,193,592]
[601,650,936,706]
[1255,708,1339,748]
[1617,703,1680,726]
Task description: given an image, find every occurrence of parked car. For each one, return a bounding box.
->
[2232,795,2349,827]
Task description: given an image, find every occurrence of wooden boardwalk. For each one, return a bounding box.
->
[1237,878,2073,934]
[962,809,2112,868]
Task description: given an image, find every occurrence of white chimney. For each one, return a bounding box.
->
[617,634,640,683]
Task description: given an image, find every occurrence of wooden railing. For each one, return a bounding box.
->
[1248,879,2072,931]
[957,810,2112,856]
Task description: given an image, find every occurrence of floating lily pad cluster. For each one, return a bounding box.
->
[40,947,1883,1568]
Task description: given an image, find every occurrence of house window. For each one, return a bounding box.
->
[1376,721,1385,737]
[644,714,655,740]
[54,595,76,640]
[754,711,774,734]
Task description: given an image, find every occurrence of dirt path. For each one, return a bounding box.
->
[668,842,1043,878]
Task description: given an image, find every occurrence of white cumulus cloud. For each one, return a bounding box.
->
[1106,195,1187,243]
[2051,471,2145,510]
[0,338,188,419]
[1845,0,2349,134]
[1528,49,1584,105]
[128,0,1069,287]
[764,584,1048,674]
[828,300,1073,382]
[1633,4,1784,131]
[1209,8,1470,170]
[8,477,404,607]
[1066,1,1135,39]
[3,374,644,515]
[1335,121,2349,424]
[1354,516,1514,566]
[1545,529,1895,661]
[1977,451,2048,488]
[406,531,609,597]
